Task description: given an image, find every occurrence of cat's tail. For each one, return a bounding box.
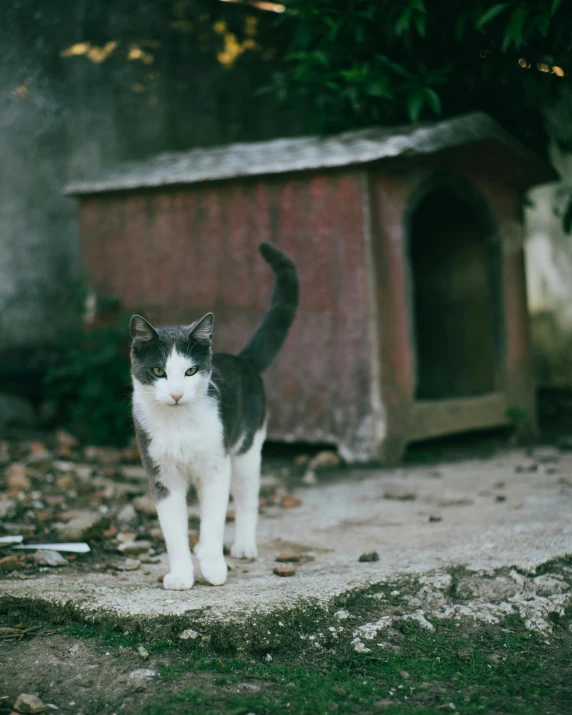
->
[239,242,299,373]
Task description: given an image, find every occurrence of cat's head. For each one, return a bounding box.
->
[129,313,214,407]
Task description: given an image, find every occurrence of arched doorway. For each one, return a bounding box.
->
[408,182,502,400]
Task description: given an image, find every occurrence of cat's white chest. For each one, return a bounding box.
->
[135,394,224,473]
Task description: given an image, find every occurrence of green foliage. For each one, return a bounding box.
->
[43,314,133,447]
[270,1,570,145]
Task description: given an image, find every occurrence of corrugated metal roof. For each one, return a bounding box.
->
[65,112,556,195]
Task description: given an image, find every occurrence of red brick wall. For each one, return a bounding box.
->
[79,170,375,453]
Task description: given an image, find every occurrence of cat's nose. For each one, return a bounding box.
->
[170,393,183,403]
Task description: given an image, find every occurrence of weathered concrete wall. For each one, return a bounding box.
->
[0,0,305,352]
[525,143,572,387]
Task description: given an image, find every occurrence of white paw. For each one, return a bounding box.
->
[197,552,228,586]
[231,542,258,559]
[163,570,194,590]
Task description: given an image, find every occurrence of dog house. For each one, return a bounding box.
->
[66,112,556,462]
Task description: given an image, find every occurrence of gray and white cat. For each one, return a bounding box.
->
[129,243,298,590]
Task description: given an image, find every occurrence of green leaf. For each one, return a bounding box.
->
[395,7,412,37]
[551,0,563,16]
[415,13,426,37]
[365,80,394,100]
[407,88,425,123]
[423,88,442,115]
[502,7,527,52]
[455,14,468,41]
[476,3,510,30]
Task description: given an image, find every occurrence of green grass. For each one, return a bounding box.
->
[137,617,571,714]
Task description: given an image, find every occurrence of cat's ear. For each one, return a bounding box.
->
[130,315,157,343]
[189,313,214,344]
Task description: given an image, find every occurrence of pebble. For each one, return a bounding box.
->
[118,540,152,556]
[358,552,379,563]
[54,511,107,541]
[56,429,79,448]
[12,694,49,713]
[117,504,137,524]
[0,500,16,519]
[457,647,474,661]
[301,470,318,486]
[34,550,67,567]
[133,496,156,516]
[275,553,302,563]
[273,566,296,577]
[281,495,302,509]
[137,645,149,659]
[309,451,341,469]
[121,465,147,481]
[7,463,31,490]
[129,668,157,690]
[123,558,141,571]
[179,629,200,640]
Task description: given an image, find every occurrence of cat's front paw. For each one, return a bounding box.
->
[231,542,258,559]
[163,570,195,590]
[197,551,228,586]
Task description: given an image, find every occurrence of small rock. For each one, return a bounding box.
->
[226,511,235,522]
[400,670,411,680]
[121,465,147,481]
[118,540,152,556]
[133,496,156,516]
[149,527,163,540]
[179,629,200,640]
[117,531,137,543]
[294,454,310,465]
[7,463,31,490]
[117,504,137,524]
[0,499,17,519]
[34,550,67,567]
[54,510,107,541]
[273,566,296,577]
[265,653,273,662]
[494,481,505,489]
[12,694,49,714]
[137,645,149,659]
[129,668,156,686]
[301,470,318,486]
[56,430,79,448]
[275,553,302,563]
[309,451,341,470]
[84,446,121,464]
[103,524,118,539]
[358,552,379,563]
[426,515,442,522]
[457,647,474,662]
[281,494,302,509]
[124,558,141,571]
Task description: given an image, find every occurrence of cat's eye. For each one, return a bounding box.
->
[185,367,198,377]
[152,367,166,377]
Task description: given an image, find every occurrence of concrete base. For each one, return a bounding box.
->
[2,449,572,645]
